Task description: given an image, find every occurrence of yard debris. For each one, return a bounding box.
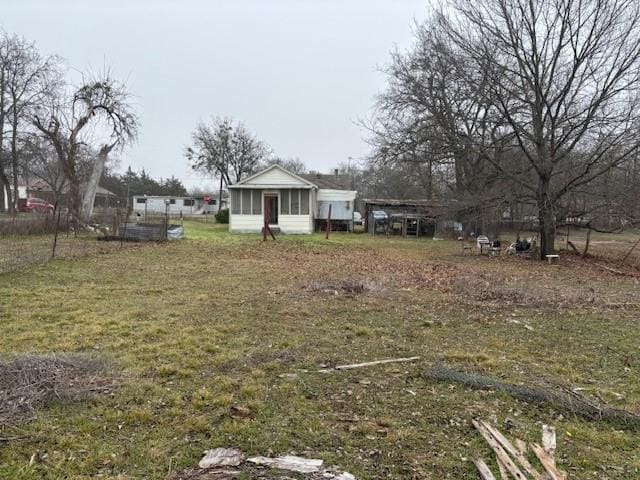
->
[472,420,566,480]
[0,353,114,427]
[247,455,323,473]
[304,278,384,297]
[199,448,244,468]
[169,449,356,480]
[319,356,420,372]
[425,364,640,429]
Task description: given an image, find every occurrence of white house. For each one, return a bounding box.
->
[229,165,357,234]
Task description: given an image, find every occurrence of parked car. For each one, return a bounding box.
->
[353,211,363,225]
[18,197,54,214]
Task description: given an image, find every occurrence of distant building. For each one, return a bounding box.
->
[132,192,228,216]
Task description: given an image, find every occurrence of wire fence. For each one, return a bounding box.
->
[0,207,176,275]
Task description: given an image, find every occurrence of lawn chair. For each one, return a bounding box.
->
[476,235,491,254]
[459,237,473,255]
[490,239,502,256]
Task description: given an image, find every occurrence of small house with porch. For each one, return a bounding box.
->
[228,165,357,234]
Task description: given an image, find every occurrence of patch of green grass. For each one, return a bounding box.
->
[0,225,639,478]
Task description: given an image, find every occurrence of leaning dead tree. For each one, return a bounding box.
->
[34,73,138,224]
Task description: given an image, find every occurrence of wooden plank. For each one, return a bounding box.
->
[481,421,542,479]
[473,458,497,480]
[472,420,527,480]
[530,443,566,480]
[496,457,510,480]
[541,425,556,461]
[319,357,420,372]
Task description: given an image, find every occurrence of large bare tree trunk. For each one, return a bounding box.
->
[80,144,113,222]
[68,176,82,225]
[538,199,555,260]
[537,171,556,259]
[0,171,12,213]
[10,110,19,212]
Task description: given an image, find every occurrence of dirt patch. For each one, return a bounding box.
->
[0,353,116,426]
[303,278,386,297]
[452,272,599,311]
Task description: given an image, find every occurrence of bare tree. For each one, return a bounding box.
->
[185,117,268,186]
[264,156,307,174]
[437,0,640,258]
[19,136,67,206]
[33,73,138,223]
[369,1,640,258]
[0,32,60,212]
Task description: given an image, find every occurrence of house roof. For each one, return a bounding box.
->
[362,198,458,216]
[299,173,353,190]
[229,165,356,191]
[229,164,316,189]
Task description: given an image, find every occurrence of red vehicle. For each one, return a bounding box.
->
[18,197,55,214]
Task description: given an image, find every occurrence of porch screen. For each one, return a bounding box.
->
[252,190,262,214]
[231,190,241,214]
[300,190,309,215]
[281,190,290,214]
[291,189,300,215]
[241,190,251,214]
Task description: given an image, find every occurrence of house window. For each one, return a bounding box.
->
[291,189,299,215]
[281,190,289,215]
[231,190,241,214]
[169,199,176,204]
[300,190,309,215]
[183,199,194,206]
[136,198,147,204]
[252,190,262,215]
[241,190,251,214]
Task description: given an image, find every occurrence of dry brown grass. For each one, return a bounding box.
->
[0,354,115,426]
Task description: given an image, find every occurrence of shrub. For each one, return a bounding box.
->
[215,208,229,224]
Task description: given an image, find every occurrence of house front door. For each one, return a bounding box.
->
[264,194,278,225]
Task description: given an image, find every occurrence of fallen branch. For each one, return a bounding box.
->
[425,364,640,429]
[593,263,639,278]
[319,356,420,372]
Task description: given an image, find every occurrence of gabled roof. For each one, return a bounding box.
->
[230,164,317,189]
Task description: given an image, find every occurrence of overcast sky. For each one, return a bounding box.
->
[2,0,428,189]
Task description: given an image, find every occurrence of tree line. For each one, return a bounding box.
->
[100,167,187,200]
[0,31,137,224]
[365,0,640,258]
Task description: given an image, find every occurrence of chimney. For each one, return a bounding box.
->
[334,168,339,176]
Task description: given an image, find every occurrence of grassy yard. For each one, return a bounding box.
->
[0,221,639,479]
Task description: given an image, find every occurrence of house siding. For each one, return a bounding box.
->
[316,189,357,220]
[243,168,308,187]
[229,212,312,234]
